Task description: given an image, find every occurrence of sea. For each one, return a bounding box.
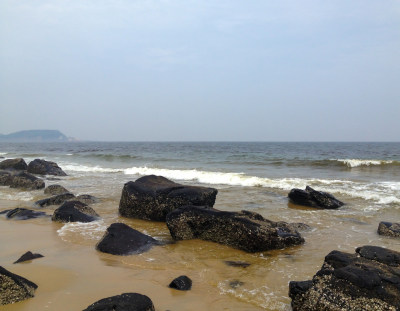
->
[0,141,399,310]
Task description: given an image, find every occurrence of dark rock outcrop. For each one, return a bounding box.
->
[119,175,218,221]
[288,186,344,209]
[96,223,161,255]
[168,275,192,291]
[14,251,44,264]
[0,170,12,186]
[0,158,27,171]
[9,172,45,190]
[166,206,304,252]
[83,293,155,311]
[52,201,99,223]
[73,194,100,205]
[44,184,70,195]
[0,266,38,305]
[2,208,48,220]
[27,159,67,176]
[35,192,75,207]
[289,246,400,311]
[378,221,400,238]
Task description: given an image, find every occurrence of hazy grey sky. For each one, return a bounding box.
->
[1,1,399,141]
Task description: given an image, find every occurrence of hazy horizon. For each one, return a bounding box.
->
[1,1,399,142]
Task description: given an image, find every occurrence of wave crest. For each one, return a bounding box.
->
[337,159,397,168]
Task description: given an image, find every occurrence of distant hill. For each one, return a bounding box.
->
[0,130,71,142]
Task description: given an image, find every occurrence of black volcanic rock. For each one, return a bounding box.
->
[288,186,344,209]
[83,293,155,311]
[0,158,27,171]
[378,221,400,238]
[28,159,67,176]
[8,172,45,190]
[0,266,38,305]
[166,206,304,253]
[3,208,48,220]
[44,184,70,195]
[35,192,75,207]
[14,251,44,264]
[289,246,400,311]
[119,175,218,221]
[52,201,99,223]
[96,223,161,255]
[168,275,192,291]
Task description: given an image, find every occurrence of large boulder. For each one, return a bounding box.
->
[166,206,304,252]
[0,266,38,305]
[119,175,218,221]
[52,201,99,223]
[27,159,67,176]
[0,158,27,171]
[9,172,45,190]
[44,184,70,195]
[288,186,344,209]
[35,192,75,207]
[1,208,48,220]
[83,293,155,311]
[96,223,161,255]
[289,246,400,311]
[378,221,400,238]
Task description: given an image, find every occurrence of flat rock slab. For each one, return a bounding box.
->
[52,201,99,223]
[27,159,67,176]
[83,293,155,311]
[96,223,161,255]
[288,186,344,209]
[166,205,304,253]
[378,221,400,238]
[119,175,218,221]
[0,266,38,305]
[289,245,400,311]
[1,208,48,220]
[14,251,44,264]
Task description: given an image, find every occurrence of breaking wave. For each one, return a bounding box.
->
[336,159,398,168]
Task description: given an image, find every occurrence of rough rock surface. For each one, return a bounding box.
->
[0,170,12,186]
[0,158,27,171]
[168,275,192,291]
[83,293,155,311]
[119,175,218,221]
[73,194,100,205]
[289,245,400,311]
[52,201,99,223]
[8,172,45,190]
[96,223,161,255]
[378,221,400,238]
[44,184,70,195]
[27,159,67,176]
[288,186,344,209]
[14,251,44,264]
[1,208,48,220]
[35,192,75,207]
[166,206,304,252]
[0,266,38,305]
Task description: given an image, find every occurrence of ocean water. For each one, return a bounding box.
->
[0,142,399,310]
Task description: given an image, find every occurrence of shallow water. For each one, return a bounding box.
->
[0,142,399,310]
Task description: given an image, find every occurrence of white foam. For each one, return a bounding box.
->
[337,159,393,168]
[62,164,123,173]
[0,191,35,201]
[0,152,7,156]
[57,220,107,240]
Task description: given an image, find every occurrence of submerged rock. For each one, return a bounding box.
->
[96,223,161,255]
[378,221,400,238]
[52,201,99,223]
[224,261,251,268]
[14,251,44,264]
[119,175,218,221]
[44,184,70,195]
[0,158,27,171]
[73,194,100,205]
[289,245,400,311]
[288,186,344,209]
[83,293,155,311]
[166,206,304,252]
[27,159,67,176]
[8,172,45,190]
[35,192,75,207]
[168,275,192,291]
[3,208,48,220]
[0,266,38,305]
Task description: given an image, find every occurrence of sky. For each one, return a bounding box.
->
[0,0,399,141]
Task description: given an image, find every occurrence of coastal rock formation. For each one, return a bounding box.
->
[44,184,70,195]
[169,275,192,291]
[8,172,45,190]
[0,266,38,305]
[83,293,155,311]
[166,206,304,252]
[96,223,161,255]
[14,251,44,264]
[73,194,100,205]
[119,175,218,221]
[0,158,27,171]
[288,186,344,209]
[378,221,400,238]
[1,208,48,220]
[35,192,75,207]
[52,201,99,223]
[27,159,67,176]
[289,246,400,311]
[0,170,12,186]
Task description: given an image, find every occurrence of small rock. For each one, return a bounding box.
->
[14,251,44,264]
[44,184,70,195]
[52,201,99,223]
[229,280,244,289]
[168,275,192,291]
[224,261,251,268]
[35,192,75,207]
[83,293,155,311]
[378,221,400,238]
[288,186,344,209]
[4,208,48,220]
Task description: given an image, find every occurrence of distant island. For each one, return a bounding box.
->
[0,130,74,142]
